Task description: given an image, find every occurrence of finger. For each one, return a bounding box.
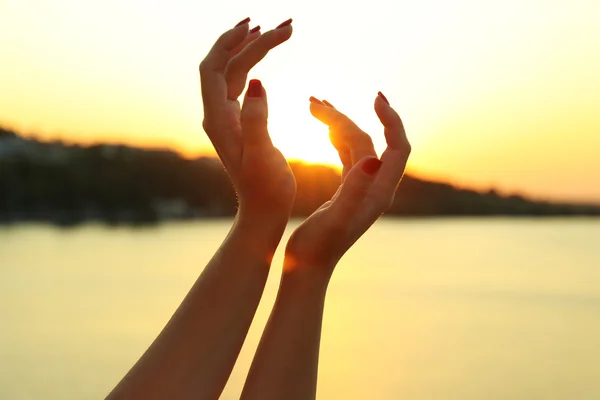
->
[330,157,382,218]
[374,92,408,150]
[310,102,376,164]
[200,20,250,122]
[322,99,335,108]
[225,21,293,99]
[338,147,352,180]
[309,96,324,105]
[311,98,351,179]
[309,101,356,130]
[373,92,411,198]
[241,79,272,148]
[231,26,262,57]
[330,132,352,179]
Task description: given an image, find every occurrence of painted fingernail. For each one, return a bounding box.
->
[309,96,324,105]
[378,91,390,105]
[249,25,261,34]
[248,79,263,97]
[276,18,293,29]
[235,17,251,27]
[322,100,334,108]
[362,158,382,175]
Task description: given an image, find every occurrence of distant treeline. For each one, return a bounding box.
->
[1,126,599,226]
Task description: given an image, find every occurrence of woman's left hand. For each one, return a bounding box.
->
[200,18,296,224]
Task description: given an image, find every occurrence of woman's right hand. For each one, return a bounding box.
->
[199,18,296,224]
[285,93,411,278]
[241,94,410,400]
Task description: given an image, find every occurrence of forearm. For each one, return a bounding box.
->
[241,265,331,400]
[107,212,287,400]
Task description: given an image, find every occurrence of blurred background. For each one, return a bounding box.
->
[1,0,599,399]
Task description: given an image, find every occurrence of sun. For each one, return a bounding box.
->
[266,98,341,168]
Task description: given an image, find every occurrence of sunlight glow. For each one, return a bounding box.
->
[1,0,600,201]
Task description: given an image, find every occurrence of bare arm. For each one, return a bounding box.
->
[241,93,411,400]
[106,18,296,400]
[106,214,285,399]
[241,267,329,400]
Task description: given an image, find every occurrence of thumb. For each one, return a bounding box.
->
[241,79,272,147]
[331,157,381,215]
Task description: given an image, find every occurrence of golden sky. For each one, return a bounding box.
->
[1,0,599,202]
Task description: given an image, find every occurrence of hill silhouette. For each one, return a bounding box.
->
[1,125,598,226]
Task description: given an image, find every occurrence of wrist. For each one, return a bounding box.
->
[236,207,289,234]
[281,257,334,293]
[231,209,289,255]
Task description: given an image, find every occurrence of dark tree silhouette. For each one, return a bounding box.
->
[1,126,598,226]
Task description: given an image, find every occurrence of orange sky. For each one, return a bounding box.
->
[1,0,599,202]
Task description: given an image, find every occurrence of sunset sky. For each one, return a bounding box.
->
[1,0,599,202]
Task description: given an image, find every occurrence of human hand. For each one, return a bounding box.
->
[285,93,411,277]
[200,18,296,223]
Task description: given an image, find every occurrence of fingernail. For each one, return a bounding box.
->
[235,17,251,27]
[309,96,323,105]
[276,18,293,29]
[378,91,390,105]
[248,79,263,97]
[322,100,334,108]
[249,25,261,34]
[362,158,382,175]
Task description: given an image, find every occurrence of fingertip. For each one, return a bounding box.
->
[361,157,382,175]
[276,18,293,29]
[309,96,324,105]
[246,79,264,98]
[378,91,390,105]
[224,23,252,51]
[274,24,293,41]
[309,102,320,117]
[254,24,293,51]
[234,17,251,28]
[273,18,294,40]
[309,101,329,119]
[374,93,389,112]
[374,94,399,123]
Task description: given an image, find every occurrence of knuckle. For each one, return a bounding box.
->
[202,118,215,134]
[224,57,240,76]
[393,113,404,128]
[199,59,209,74]
[359,132,375,147]
[241,106,268,120]
[338,119,355,133]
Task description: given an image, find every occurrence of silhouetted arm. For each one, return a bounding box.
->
[106,214,286,400]
[241,267,329,400]
[106,18,296,400]
[241,93,411,400]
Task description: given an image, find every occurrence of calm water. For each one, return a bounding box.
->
[1,219,599,399]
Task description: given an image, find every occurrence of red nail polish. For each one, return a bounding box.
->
[276,18,293,29]
[378,91,390,105]
[249,25,261,34]
[362,158,382,175]
[247,79,263,97]
[235,17,251,27]
[309,96,323,105]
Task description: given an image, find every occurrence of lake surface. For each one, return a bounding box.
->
[1,219,599,399]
